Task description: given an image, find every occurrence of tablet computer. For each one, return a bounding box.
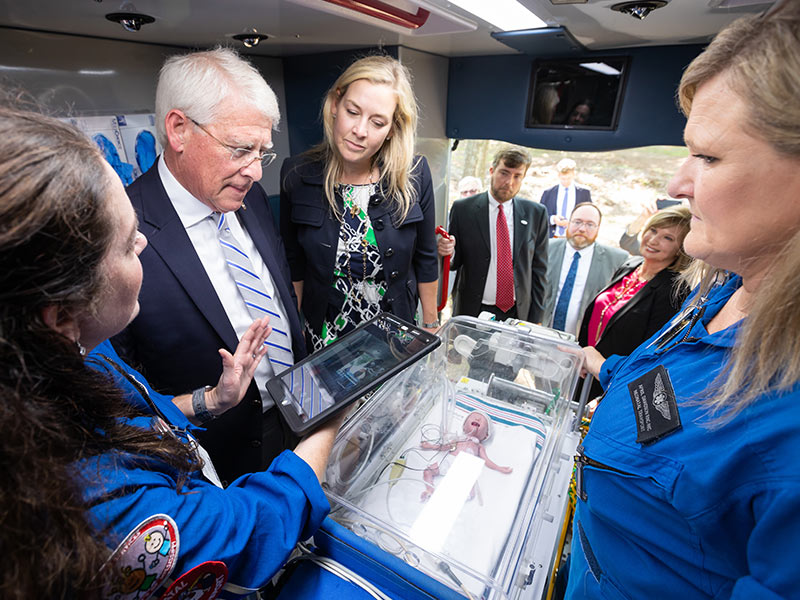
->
[267,313,441,436]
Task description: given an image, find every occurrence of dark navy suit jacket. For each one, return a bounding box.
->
[540,184,592,237]
[112,164,306,483]
[447,192,549,323]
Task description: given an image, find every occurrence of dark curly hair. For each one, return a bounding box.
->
[0,106,199,598]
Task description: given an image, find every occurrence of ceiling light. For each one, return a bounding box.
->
[78,69,116,76]
[232,28,269,48]
[105,11,155,32]
[708,0,773,6]
[448,0,546,31]
[580,62,621,76]
[610,1,668,20]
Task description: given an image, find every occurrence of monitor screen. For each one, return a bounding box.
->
[268,313,439,434]
[526,57,630,130]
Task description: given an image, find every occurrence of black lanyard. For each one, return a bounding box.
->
[91,353,191,439]
[648,272,729,354]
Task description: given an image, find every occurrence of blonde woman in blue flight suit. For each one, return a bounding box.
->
[568,2,800,598]
[0,107,341,598]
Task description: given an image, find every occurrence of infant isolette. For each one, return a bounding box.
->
[279,315,584,600]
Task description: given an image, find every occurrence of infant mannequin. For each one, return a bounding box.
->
[420,411,512,501]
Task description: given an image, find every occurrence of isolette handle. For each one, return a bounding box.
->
[436,226,451,312]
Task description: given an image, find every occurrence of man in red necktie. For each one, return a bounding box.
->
[439,148,549,323]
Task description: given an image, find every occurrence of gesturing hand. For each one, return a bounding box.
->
[205,317,271,415]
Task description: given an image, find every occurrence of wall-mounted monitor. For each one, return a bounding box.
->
[526,57,630,130]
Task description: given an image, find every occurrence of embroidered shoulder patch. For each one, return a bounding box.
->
[161,561,228,600]
[102,514,180,599]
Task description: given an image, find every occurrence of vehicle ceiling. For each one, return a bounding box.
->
[0,0,776,58]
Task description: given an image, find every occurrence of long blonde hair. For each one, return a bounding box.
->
[642,205,692,273]
[678,1,800,422]
[314,55,419,222]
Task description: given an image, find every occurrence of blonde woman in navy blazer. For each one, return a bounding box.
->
[280,56,439,350]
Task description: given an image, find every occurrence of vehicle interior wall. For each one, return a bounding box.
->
[0,27,289,197]
[446,44,705,152]
[1,25,702,227]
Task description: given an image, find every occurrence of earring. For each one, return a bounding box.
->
[76,341,86,356]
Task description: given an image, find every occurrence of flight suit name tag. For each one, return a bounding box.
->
[627,365,681,445]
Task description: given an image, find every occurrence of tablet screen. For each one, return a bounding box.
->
[273,314,437,427]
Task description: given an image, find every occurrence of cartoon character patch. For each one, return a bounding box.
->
[160,561,228,600]
[102,514,180,600]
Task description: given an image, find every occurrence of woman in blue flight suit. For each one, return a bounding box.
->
[568,3,800,598]
[0,107,341,598]
[280,55,439,352]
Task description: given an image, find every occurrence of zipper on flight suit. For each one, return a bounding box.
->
[574,444,638,501]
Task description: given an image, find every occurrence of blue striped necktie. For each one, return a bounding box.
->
[553,251,580,331]
[213,212,294,375]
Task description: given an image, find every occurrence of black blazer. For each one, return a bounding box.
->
[540,184,592,237]
[448,192,549,323]
[279,154,438,334]
[112,164,306,483]
[578,256,688,399]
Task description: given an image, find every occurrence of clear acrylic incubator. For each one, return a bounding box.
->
[320,316,584,600]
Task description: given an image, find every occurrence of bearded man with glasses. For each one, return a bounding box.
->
[542,203,628,337]
[112,47,306,484]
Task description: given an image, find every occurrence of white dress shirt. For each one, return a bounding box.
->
[158,156,292,410]
[551,184,577,235]
[555,241,595,336]
[481,192,515,307]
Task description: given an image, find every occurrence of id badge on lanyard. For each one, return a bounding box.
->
[151,416,224,488]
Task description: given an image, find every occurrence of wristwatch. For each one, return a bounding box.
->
[422,320,440,329]
[191,386,216,424]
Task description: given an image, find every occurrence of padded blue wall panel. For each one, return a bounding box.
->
[446,44,704,151]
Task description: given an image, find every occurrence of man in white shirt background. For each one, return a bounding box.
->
[540,157,592,238]
[541,203,628,336]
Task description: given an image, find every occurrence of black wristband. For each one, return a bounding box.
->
[191,386,215,424]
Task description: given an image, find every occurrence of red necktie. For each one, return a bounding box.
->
[495,203,514,312]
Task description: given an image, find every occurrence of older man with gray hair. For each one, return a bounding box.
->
[457,175,482,198]
[540,157,592,237]
[112,47,306,483]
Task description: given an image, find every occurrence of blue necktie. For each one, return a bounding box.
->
[553,251,580,331]
[213,212,294,375]
[557,187,569,236]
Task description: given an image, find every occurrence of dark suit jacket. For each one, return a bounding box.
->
[112,164,306,483]
[448,192,549,323]
[540,184,592,237]
[279,154,438,334]
[578,256,688,399]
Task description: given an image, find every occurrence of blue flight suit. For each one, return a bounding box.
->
[82,340,330,598]
[567,276,800,599]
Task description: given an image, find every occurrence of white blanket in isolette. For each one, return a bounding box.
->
[353,393,546,595]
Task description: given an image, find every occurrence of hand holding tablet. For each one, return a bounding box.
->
[267,314,441,436]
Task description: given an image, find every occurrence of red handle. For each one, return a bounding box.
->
[323,0,431,29]
[436,226,451,312]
